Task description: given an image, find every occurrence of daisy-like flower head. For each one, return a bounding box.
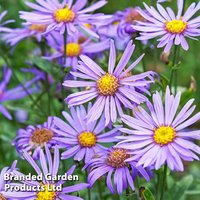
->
[13,117,60,160]
[0,66,40,120]
[0,161,17,200]
[84,147,150,194]
[63,40,157,125]
[0,11,14,32]
[45,32,110,68]
[133,0,200,52]
[19,0,109,37]
[97,12,131,50]
[2,145,88,200]
[117,7,145,38]
[53,103,121,163]
[117,86,200,171]
[3,23,48,46]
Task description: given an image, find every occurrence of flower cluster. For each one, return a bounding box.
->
[1,0,200,199]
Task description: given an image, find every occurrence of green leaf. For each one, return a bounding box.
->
[30,56,60,76]
[167,175,193,200]
[142,187,155,200]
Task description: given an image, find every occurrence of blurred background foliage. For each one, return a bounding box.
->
[0,0,200,199]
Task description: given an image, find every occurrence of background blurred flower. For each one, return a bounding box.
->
[13,117,61,160]
[19,0,109,38]
[2,23,47,46]
[117,7,145,38]
[117,86,200,171]
[0,66,40,120]
[133,0,200,52]
[45,31,110,68]
[0,160,17,200]
[0,11,14,32]
[63,40,156,125]
[2,145,88,199]
[85,147,150,194]
[53,103,121,163]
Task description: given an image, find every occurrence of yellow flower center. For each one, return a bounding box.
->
[84,23,92,29]
[154,126,176,146]
[78,132,96,147]
[125,9,144,23]
[112,21,119,25]
[36,184,56,200]
[0,193,7,200]
[31,128,53,146]
[54,6,75,23]
[165,19,187,34]
[107,148,129,168]
[97,73,119,96]
[65,43,81,57]
[29,24,47,32]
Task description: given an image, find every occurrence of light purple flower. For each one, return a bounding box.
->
[0,11,14,32]
[117,7,144,38]
[2,145,88,199]
[97,12,131,50]
[45,31,110,68]
[85,147,150,194]
[53,103,121,163]
[0,66,40,120]
[133,0,200,52]
[63,40,156,125]
[0,161,17,200]
[13,117,60,160]
[19,0,109,38]
[117,86,200,171]
[2,23,47,46]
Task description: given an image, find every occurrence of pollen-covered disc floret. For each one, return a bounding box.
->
[0,193,6,200]
[66,43,81,57]
[31,128,53,145]
[36,184,56,200]
[29,24,47,32]
[97,73,119,96]
[107,148,129,168]
[54,6,75,23]
[154,126,176,146]
[78,131,97,147]
[166,19,187,34]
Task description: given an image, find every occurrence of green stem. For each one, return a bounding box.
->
[126,188,130,200]
[63,28,67,65]
[85,171,91,200]
[169,45,180,93]
[160,165,167,200]
[134,176,140,200]
[138,41,146,72]
[156,165,168,200]
[0,53,46,116]
[45,73,51,115]
[97,180,103,200]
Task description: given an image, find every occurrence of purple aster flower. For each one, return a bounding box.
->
[0,161,17,200]
[97,12,131,50]
[63,40,156,125]
[13,117,61,160]
[19,0,109,38]
[2,23,47,46]
[117,7,145,38]
[45,31,110,68]
[85,147,150,194]
[53,103,121,163]
[2,145,88,199]
[117,86,200,171]
[0,11,14,32]
[133,0,200,52]
[0,66,40,120]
